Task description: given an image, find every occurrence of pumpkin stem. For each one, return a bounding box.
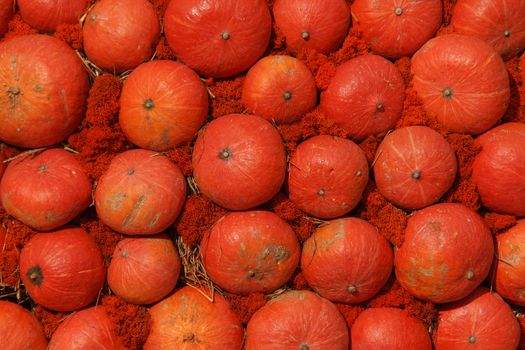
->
[442,87,453,99]
[503,29,511,37]
[466,269,475,280]
[183,333,196,342]
[301,31,310,40]
[356,170,363,177]
[283,91,292,101]
[221,31,231,40]
[347,284,358,294]
[38,164,48,173]
[317,188,325,196]
[300,344,310,350]
[394,7,403,16]
[468,336,477,344]
[376,102,384,112]
[219,148,233,160]
[247,270,256,278]
[26,266,43,286]
[7,86,20,96]
[411,169,421,180]
[127,169,135,176]
[143,98,155,110]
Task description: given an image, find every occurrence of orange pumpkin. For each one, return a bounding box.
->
[18,0,87,32]
[0,301,47,350]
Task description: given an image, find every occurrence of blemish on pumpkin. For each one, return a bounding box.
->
[37,164,47,173]
[122,194,146,227]
[109,192,127,211]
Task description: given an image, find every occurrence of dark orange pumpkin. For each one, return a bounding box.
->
[374,126,457,210]
[119,60,208,151]
[0,34,89,148]
[245,290,349,350]
[18,0,87,32]
[288,135,369,219]
[302,218,393,304]
[201,211,300,295]
[164,0,271,78]
[411,34,510,134]
[0,0,14,36]
[145,286,243,350]
[241,55,317,124]
[273,0,350,54]
[0,301,47,350]
[192,114,286,210]
[395,203,494,303]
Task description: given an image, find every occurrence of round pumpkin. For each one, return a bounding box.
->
[494,219,525,306]
[0,0,14,36]
[48,306,125,350]
[351,307,432,349]
[0,34,89,148]
[351,0,442,59]
[241,55,317,124]
[246,290,349,350]
[108,234,181,305]
[374,126,457,210]
[301,218,393,304]
[451,0,525,59]
[0,148,92,231]
[83,0,160,73]
[288,135,369,219]
[472,122,525,216]
[145,286,243,350]
[320,54,405,142]
[411,34,510,135]
[164,0,271,78]
[19,227,106,312]
[273,0,350,54]
[395,203,494,303]
[18,0,87,32]
[192,114,286,210]
[119,60,208,151]
[95,149,186,235]
[201,211,300,295]
[435,288,520,349]
[0,301,47,350]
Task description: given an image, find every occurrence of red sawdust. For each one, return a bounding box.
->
[154,37,177,60]
[33,306,66,339]
[101,295,151,350]
[78,214,122,266]
[268,193,316,242]
[335,303,362,329]
[54,23,82,50]
[442,0,457,26]
[395,57,412,87]
[503,57,525,123]
[208,77,246,118]
[4,14,37,40]
[289,270,311,290]
[224,292,266,325]
[483,213,516,236]
[165,144,193,177]
[359,136,379,165]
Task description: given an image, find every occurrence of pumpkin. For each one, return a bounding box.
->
[119,60,208,151]
[18,0,87,32]
[0,301,47,350]
[48,306,125,350]
[241,55,317,124]
[301,218,393,304]
[374,126,457,210]
[192,114,286,210]
[164,0,271,78]
[108,234,181,305]
[19,227,106,312]
[245,290,349,350]
[451,0,525,59]
[411,34,510,134]
[472,122,525,216]
[144,286,243,350]
[351,0,442,59]
[395,203,494,303]
[0,34,89,148]
[273,0,350,54]
[201,211,300,295]
[320,54,405,142]
[435,288,520,349]
[288,135,369,219]
[0,0,14,36]
[0,148,92,231]
[351,307,432,349]
[83,0,160,73]
[95,149,186,235]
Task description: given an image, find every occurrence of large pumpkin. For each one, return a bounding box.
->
[119,60,208,151]
[395,203,494,303]
[0,0,14,36]
[472,122,525,216]
[145,286,243,350]
[301,218,393,304]
[0,148,92,231]
[95,149,186,235]
[351,0,442,59]
[201,211,300,295]
[0,301,47,350]
[411,34,510,134]
[0,34,89,148]
[19,227,106,312]
[18,0,87,32]
[192,114,286,210]
[245,290,349,350]
[288,135,369,219]
[320,54,405,141]
[164,0,271,78]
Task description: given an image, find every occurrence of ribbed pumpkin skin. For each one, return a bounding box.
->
[18,0,87,32]
[395,203,494,304]
[164,0,271,78]
[301,218,393,304]
[0,301,47,350]
[351,0,442,59]
[144,286,243,350]
[246,290,349,350]
[472,122,525,216]
[411,34,510,135]
[451,0,525,59]
[0,34,89,148]
[435,288,521,350]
